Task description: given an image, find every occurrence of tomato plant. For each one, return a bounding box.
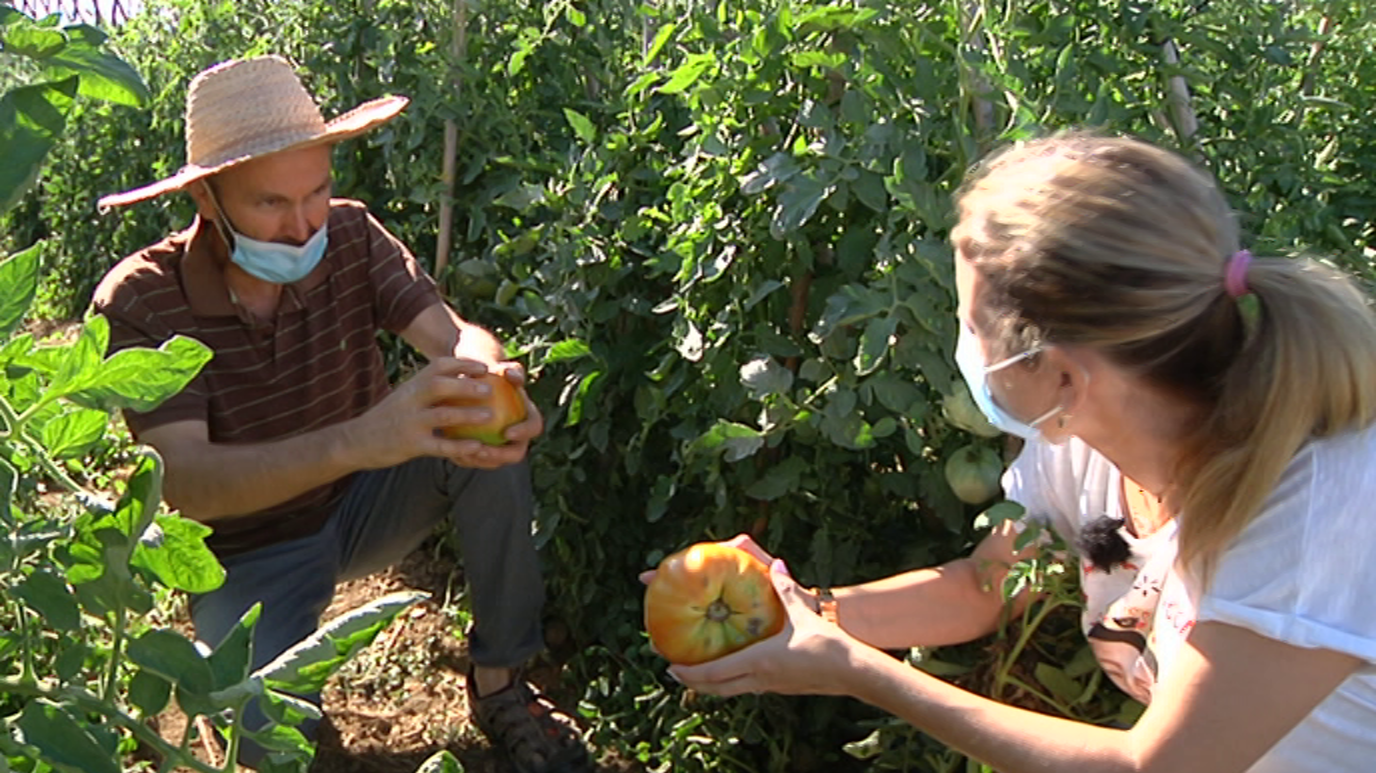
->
[644,543,785,666]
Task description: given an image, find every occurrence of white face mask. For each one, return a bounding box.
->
[954,325,1063,440]
[203,183,329,284]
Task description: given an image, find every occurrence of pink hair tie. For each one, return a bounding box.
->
[1224,249,1253,298]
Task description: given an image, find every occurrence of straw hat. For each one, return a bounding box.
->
[99,56,407,208]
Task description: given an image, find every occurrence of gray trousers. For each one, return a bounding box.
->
[190,457,545,764]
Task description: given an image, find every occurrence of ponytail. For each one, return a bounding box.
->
[1176,257,1376,583]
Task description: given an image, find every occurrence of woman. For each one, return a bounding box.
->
[671,134,1376,772]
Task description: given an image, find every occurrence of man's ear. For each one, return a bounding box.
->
[186,179,217,220]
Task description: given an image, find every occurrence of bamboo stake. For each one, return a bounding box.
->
[1160,38,1199,146]
[435,0,469,279]
[961,0,996,152]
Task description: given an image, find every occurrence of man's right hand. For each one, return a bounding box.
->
[342,357,511,470]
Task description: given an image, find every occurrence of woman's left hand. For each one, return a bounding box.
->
[668,559,858,697]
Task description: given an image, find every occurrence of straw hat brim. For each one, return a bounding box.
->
[98,95,408,209]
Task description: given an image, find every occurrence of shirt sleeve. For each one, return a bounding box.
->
[363,211,444,333]
[1197,430,1376,663]
[1002,437,1082,547]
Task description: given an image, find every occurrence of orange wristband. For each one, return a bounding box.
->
[815,587,839,625]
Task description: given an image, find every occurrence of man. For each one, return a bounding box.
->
[93,56,589,773]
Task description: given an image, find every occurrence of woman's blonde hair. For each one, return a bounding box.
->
[952,133,1376,584]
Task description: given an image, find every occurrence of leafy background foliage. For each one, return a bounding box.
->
[4,0,1374,770]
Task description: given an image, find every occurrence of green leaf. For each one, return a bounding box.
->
[256,591,427,695]
[657,53,714,95]
[2,19,66,58]
[63,334,213,412]
[12,570,82,631]
[745,456,807,501]
[132,514,225,593]
[739,153,801,195]
[854,315,897,376]
[127,669,172,716]
[739,356,793,399]
[258,688,322,727]
[0,244,40,338]
[770,174,834,239]
[416,750,465,773]
[0,76,78,212]
[692,421,763,463]
[545,339,591,364]
[48,314,108,398]
[562,108,595,143]
[126,629,215,695]
[207,603,260,691]
[40,407,107,459]
[0,458,16,527]
[41,39,151,107]
[16,701,120,773]
[642,21,677,67]
[242,720,312,753]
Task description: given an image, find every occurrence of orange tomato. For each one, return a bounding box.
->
[643,543,785,665]
[438,372,528,446]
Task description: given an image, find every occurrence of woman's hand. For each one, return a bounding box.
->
[637,533,776,586]
[667,558,858,697]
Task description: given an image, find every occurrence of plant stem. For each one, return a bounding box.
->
[991,596,1062,701]
[0,394,20,436]
[16,605,34,685]
[0,677,222,773]
[103,603,126,702]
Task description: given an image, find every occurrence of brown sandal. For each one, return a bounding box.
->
[467,666,591,773]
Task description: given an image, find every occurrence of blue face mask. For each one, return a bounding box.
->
[954,325,1063,440]
[204,185,329,284]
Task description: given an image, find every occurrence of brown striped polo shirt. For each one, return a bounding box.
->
[92,198,443,555]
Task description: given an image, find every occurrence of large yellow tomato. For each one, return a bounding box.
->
[643,543,785,666]
[438,373,528,446]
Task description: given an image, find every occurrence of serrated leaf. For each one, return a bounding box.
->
[692,421,764,463]
[12,570,81,631]
[259,688,322,727]
[62,333,213,412]
[256,591,427,695]
[16,701,119,773]
[40,407,107,459]
[132,514,224,593]
[0,244,41,337]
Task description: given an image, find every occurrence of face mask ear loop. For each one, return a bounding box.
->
[200,180,237,253]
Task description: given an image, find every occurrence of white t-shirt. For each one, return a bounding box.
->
[1002,427,1376,771]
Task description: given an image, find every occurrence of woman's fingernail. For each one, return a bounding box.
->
[771,558,791,578]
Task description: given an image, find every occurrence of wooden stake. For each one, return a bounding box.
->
[435,0,470,279]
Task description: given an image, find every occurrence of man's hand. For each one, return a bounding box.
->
[442,360,544,470]
[340,357,542,470]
